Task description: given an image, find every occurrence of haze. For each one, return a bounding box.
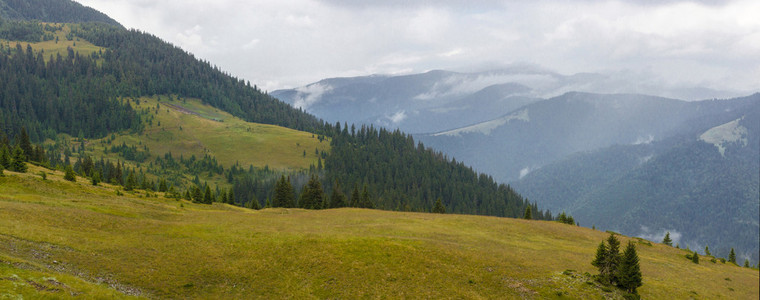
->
[75,0,759,95]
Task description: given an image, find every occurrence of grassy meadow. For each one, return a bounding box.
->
[1,23,104,60]
[84,95,329,172]
[1,166,757,299]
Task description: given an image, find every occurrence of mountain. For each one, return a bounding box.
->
[0,2,545,220]
[0,0,120,26]
[418,92,757,182]
[512,98,760,264]
[1,170,758,298]
[272,67,742,135]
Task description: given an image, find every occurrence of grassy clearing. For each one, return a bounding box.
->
[1,165,757,299]
[1,23,104,60]
[87,95,329,172]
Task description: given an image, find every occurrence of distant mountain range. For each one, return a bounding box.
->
[276,70,759,264]
[272,67,743,135]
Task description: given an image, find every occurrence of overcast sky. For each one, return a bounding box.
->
[75,0,759,94]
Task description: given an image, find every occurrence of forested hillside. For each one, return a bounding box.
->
[325,124,550,218]
[0,0,120,26]
[514,96,760,263]
[0,20,324,143]
[0,12,550,217]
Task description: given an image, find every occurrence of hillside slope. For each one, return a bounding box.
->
[1,168,758,299]
[0,0,120,26]
[513,98,760,264]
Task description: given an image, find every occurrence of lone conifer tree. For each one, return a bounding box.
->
[704,245,711,256]
[728,248,736,264]
[523,206,532,220]
[617,241,643,294]
[432,198,446,214]
[662,232,672,246]
[691,250,699,264]
[64,165,76,182]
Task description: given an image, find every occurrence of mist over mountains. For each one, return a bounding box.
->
[272,66,743,135]
[275,69,759,264]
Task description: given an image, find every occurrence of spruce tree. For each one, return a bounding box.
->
[523,205,532,220]
[11,146,27,172]
[329,180,347,208]
[273,175,295,208]
[744,259,750,268]
[227,189,235,204]
[604,233,622,285]
[350,185,360,207]
[617,241,643,294]
[360,184,374,208]
[432,198,446,214]
[249,195,261,210]
[0,145,11,169]
[592,241,608,272]
[728,248,736,264]
[64,165,76,182]
[203,185,213,204]
[691,250,699,264]
[192,186,203,202]
[704,245,711,256]
[92,171,101,186]
[662,232,672,246]
[17,127,32,160]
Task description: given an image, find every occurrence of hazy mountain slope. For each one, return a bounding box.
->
[418,92,757,182]
[513,98,760,263]
[0,0,120,26]
[2,170,758,298]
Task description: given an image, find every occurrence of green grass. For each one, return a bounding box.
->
[88,95,329,172]
[1,166,757,299]
[1,23,104,60]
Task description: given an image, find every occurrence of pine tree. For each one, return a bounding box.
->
[744,259,750,268]
[432,198,446,214]
[64,165,76,182]
[192,186,203,202]
[0,145,11,170]
[17,127,32,160]
[350,185,360,207]
[203,185,213,204]
[249,194,261,210]
[662,232,672,246]
[704,245,711,256]
[617,241,643,294]
[92,171,101,186]
[604,233,621,285]
[728,248,736,264]
[124,171,137,191]
[691,250,699,264]
[360,184,374,208]
[227,189,235,204]
[273,175,295,208]
[592,241,608,271]
[523,206,532,220]
[299,175,324,209]
[328,180,347,208]
[11,146,27,172]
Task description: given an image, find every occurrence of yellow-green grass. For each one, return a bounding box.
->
[1,165,757,299]
[1,23,104,60]
[85,96,329,172]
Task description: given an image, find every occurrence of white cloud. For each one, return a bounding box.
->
[74,0,760,94]
[293,83,333,110]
